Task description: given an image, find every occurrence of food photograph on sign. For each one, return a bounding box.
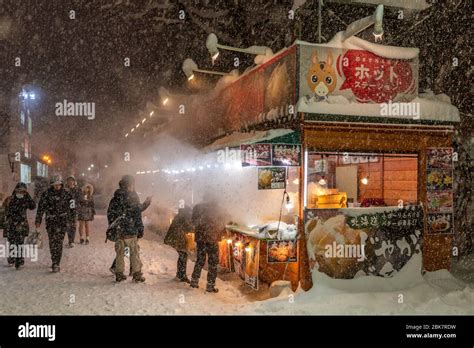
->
[267,240,297,263]
[427,213,454,235]
[258,167,287,190]
[271,144,302,166]
[427,169,453,191]
[241,143,272,166]
[427,148,454,169]
[427,192,454,213]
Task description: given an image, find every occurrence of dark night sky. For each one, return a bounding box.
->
[1,0,471,168]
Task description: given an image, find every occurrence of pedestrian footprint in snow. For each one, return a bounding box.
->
[35,175,76,273]
[106,175,151,283]
[164,205,194,283]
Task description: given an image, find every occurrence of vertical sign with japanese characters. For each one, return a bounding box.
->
[426,148,454,234]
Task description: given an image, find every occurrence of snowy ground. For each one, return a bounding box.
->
[0,215,472,315]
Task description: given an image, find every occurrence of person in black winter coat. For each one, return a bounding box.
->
[190,193,228,293]
[164,206,193,282]
[107,175,151,282]
[4,183,36,269]
[65,176,81,248]
[35,175,75,273]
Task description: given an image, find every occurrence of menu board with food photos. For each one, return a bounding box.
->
[272,144,302,166]
[426,148,454,234]
[241,143,302,167]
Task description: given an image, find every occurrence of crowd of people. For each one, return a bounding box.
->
[1,174,227,293]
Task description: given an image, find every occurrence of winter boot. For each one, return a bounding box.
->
[7,258,15,266]
[52,264,60,273]
[115,273,127,282]
[15,259,25,270]
[132,272,145,283]
[109,266,116,275]
[85,238,90,245]
[206,285,219,293]
[176,276,191,283]
[80,238,85,245]
[190,279,199,288]
[68,242,74,248]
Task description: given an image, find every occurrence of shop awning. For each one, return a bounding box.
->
[203,129,299,152]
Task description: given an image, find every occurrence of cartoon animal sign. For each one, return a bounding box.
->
[306,50,337,100]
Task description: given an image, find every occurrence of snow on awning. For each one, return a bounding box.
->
[298,93,460,124]
[203,129,295,152]
[296,33,419,60]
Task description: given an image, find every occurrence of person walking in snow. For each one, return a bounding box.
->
[107,175,151,282]
[35,175,75,273]
[65,176,81,248]
[77,183,95,245]
[164,206,193,283]
[190,193,227,293]
[3,183,36,269]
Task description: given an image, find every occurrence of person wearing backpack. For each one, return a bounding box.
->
[107,175,151,282]
[35,175,75,273]
[3,183,36,269]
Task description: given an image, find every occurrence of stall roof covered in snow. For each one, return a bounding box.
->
[298,92,460,124]
[296,32,419,60]
[203,129,295,152]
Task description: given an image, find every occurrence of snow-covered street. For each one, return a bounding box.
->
[1,215,472,315]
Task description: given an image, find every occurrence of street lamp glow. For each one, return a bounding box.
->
[125,133,129,137]
[90,164,94,168]
[150,111,154,116]
[162,97,169,105]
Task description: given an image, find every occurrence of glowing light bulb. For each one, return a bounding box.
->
[226,239,232,244]
[361,177,369,185]
[188,74,195,81]
[162,98,168,106]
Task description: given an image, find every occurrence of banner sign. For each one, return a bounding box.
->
[304,206,423,279]
[298,44,418,104]
[426,148,454,234]
[244,239,260,290]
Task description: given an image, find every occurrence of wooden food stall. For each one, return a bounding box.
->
[173,34,460,292]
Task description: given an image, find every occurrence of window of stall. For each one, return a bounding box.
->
[304,151,418,208]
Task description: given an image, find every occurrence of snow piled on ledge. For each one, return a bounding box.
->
[297,31,419,60]
[297,92,460,123]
